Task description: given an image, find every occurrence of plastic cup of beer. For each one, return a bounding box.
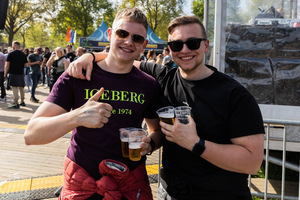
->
[156,106,175,125]
[175,106,192,124]
[128,128,147,161]
[119,128,133,158]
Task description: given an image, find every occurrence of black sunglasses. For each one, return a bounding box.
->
[114,29,145,44]
[167,38,206,52]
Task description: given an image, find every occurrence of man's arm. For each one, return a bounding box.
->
[27,56,42,66]
[140,118,164,155]
[4,61,10,78]
[24,88,113,145]
[41,57,48,71]
[68,52,142,80]
[160,117,264,175]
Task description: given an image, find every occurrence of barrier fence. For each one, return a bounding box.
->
[249,119,300,200]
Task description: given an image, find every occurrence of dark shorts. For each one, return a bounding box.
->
[9,74,25,87]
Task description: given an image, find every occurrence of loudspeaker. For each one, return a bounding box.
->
[0,0,9,30]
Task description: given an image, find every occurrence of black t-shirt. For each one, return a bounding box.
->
[140,62,265,199]
[6,50,28,75]
[66,52,75,62]
[43,52,51,63]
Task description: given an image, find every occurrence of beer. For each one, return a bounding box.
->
[129,142,142,161]
[158,113,175,125]
[121,138,129,158]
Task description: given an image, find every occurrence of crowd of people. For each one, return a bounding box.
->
[0,39,176,110]
[0,43,87,108]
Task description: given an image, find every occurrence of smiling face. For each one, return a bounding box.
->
[168,23,209,79]
[107,19,148,65]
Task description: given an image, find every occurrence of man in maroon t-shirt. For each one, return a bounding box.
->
[24,8,163,200]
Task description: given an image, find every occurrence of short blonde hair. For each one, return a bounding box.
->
[113,7,148,33]
[55,47,64,55]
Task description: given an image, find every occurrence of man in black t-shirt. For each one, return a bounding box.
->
[66,44,75,62]
[4,41,28,108]
[42,47,51,88]
[68,16,265,200]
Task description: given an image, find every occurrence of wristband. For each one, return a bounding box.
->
[192,138,206,156]
[89,52,95,63]
[146,138,156,155]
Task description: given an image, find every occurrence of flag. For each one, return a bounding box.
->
[73,30,77,44]
[66,27,71,42]
[69,29,74,43]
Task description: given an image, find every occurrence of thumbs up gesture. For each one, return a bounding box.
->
[76,87,113,128]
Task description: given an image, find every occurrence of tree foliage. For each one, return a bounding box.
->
[5,0,56,46]
[192,0,204,21]
[117,0,184,41]
[50,0,114,46]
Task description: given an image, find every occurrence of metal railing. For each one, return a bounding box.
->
[249,119,300,200]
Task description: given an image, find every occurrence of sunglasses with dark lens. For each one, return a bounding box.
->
[115,29,145,44]
[167,38,206,52]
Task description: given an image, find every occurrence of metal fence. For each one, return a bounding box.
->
[249,119,300,200]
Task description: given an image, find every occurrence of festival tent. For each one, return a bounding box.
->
[145,26,166,51]
[79,19,110,50]
[79,20,166,51]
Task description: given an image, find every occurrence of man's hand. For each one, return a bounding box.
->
[140,136,153,155]
[68,53,94,81]
[160,116,199,151]
[75,87,113,128]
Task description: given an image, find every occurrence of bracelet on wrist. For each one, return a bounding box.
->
[146,138,156,155]
[88,52,95,63]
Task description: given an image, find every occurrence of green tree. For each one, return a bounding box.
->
[192,0,204,21]
[50,0,114,46]
[117,0,184,41]
[5,0,56,46]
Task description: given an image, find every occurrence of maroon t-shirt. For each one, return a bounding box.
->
[46,63,161,180]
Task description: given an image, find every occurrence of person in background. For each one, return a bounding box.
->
[24,7,162,200]
[4,41,28,108]
[155,54,163,64]
[4,47,13,90]
[27,47,43,103]
[68,15,265,200]
[42,47,51,89]
[146,49,156,62]
[162,47,172,65]
[102,45,110,53]
[0,49,7,100]
[29,47,34,54]
[74,47,86,61]
[23,48,31,92]
[65,44,76,62]
[46,47,70,92]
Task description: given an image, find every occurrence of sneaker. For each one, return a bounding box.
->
[8,104,20,109]
[30,98,39,103]
[20,102,26,106]
[0,97,6,101]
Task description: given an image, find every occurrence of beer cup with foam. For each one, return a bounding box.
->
[119,127,133,158]
[128,128,147,161]
[156,106,175,125]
